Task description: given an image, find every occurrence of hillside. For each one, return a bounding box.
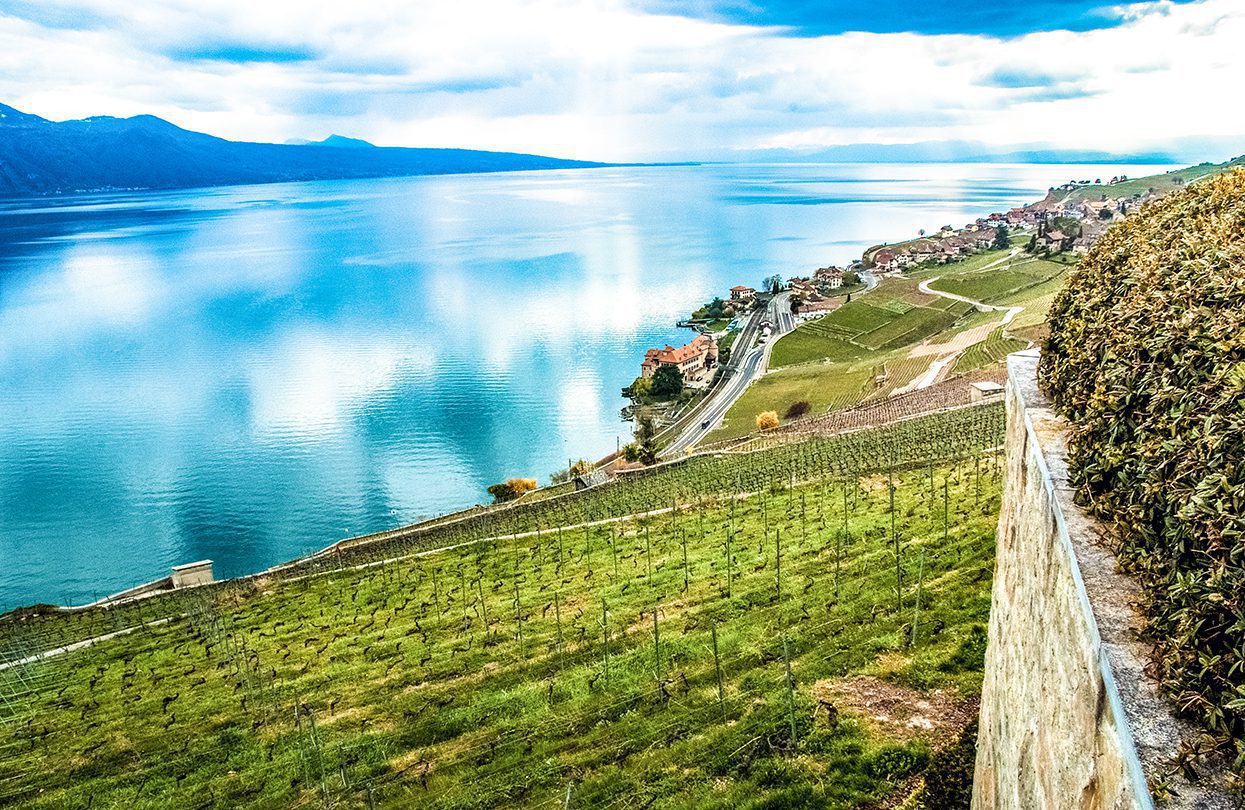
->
[0,103,608,197]
[1042,153,1245,207]
[1,406,1003,808]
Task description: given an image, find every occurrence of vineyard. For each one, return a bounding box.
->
[771,279,972,369]
[0,405,1004,809]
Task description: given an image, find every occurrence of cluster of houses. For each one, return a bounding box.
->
[640,333,719,386]
[872,225,1002,274]
[787,266,849,317]
[871,179,1156,273]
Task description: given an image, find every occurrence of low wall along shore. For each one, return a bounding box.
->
[972,351,1233,810]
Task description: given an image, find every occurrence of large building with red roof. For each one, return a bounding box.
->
[640,333,718,381]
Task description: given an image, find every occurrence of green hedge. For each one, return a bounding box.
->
[1040,169,1245,768]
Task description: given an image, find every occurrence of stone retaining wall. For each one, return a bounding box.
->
[972,350,1232,810]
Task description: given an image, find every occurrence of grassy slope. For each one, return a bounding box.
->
[926,258,1067,305]
[1,409,1004,809]
[771,278,967,370]
[1051,155,1245,205]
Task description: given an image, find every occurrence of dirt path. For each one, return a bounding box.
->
[893,273,1025,395]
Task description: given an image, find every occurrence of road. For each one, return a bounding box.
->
[662,292,792,456]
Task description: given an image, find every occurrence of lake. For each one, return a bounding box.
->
[0,162,1167,609]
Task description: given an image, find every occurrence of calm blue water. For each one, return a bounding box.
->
[0,163,1168,609]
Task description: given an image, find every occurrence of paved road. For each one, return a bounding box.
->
[663,292,793,456]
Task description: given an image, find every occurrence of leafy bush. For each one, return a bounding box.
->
[486,477,538,503]
[756,411,780,431]
[784,400,811,420]
[1040,168,1245,763]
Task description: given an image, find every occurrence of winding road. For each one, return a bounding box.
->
[897,276,1024,394]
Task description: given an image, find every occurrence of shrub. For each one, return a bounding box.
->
[864,743,928,778]
[784,400,811,420]
[486,478,538,503]
[1040,168,1245,762]
[756,411,780,431]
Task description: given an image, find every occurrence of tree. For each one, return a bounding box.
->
[843,269,860,286]
[624,376,653,400]
[551,459,593,484]
[650,364,684,398]
[630,414,659,464]
[1099,207,1113,220]
[756,411,780,431]
[762,274,784,294]
[992,224,1010,250]
[487,478,538,503]
[789,295,803,313]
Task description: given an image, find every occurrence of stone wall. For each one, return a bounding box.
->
[972,350,1233,810]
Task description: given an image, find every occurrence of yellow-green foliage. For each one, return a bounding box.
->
[1041,168,1245,763]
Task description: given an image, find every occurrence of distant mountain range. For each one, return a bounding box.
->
[737,140,1184,165]
[0,103,609,197]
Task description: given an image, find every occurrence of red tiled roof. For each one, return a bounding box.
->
[645,334,714,365]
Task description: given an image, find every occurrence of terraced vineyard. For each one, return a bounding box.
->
[1,406,1004,809]
[775,280,972,369]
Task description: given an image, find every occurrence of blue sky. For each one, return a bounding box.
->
[0,0,1240,161]
[643,0,1201,36]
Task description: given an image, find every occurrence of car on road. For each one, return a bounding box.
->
[700,419,710,429]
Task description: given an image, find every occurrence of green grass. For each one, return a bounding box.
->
[953,327,1027,374]
[1,412,1005,809]
[772,279,971,370]
[927,259,1065,305]
[1052,157,1244,205]
[770,330,869,367]
[857,305,965,351]
[706,346,946,441]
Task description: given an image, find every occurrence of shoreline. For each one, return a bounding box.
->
[3,159,1228,614]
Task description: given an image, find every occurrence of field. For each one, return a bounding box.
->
[951,328,1026,374]
[1,407,1004,809]
[771,279,971,370]
[925,258,1066,305]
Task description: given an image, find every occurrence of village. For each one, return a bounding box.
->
[627,172,1165,433]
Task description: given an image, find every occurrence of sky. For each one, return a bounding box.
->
[0,0,1241,161]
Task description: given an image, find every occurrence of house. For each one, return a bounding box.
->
[819,267,845,289]
[873,250,899,273]
[813,266,844,289]
[641,333,718,382]
[1042,229,1069,252]
[574,468,610,490]
[729,285,756,304]
[788,278,815,297]
[797,296,841,319]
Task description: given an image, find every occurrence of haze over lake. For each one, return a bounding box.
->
[0,162,1167,609]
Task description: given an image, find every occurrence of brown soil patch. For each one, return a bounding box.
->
[811,675,977,750]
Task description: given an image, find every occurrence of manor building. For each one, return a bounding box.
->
[641,333,718,382]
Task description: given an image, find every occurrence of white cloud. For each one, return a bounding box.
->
[0,0,1241,160]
